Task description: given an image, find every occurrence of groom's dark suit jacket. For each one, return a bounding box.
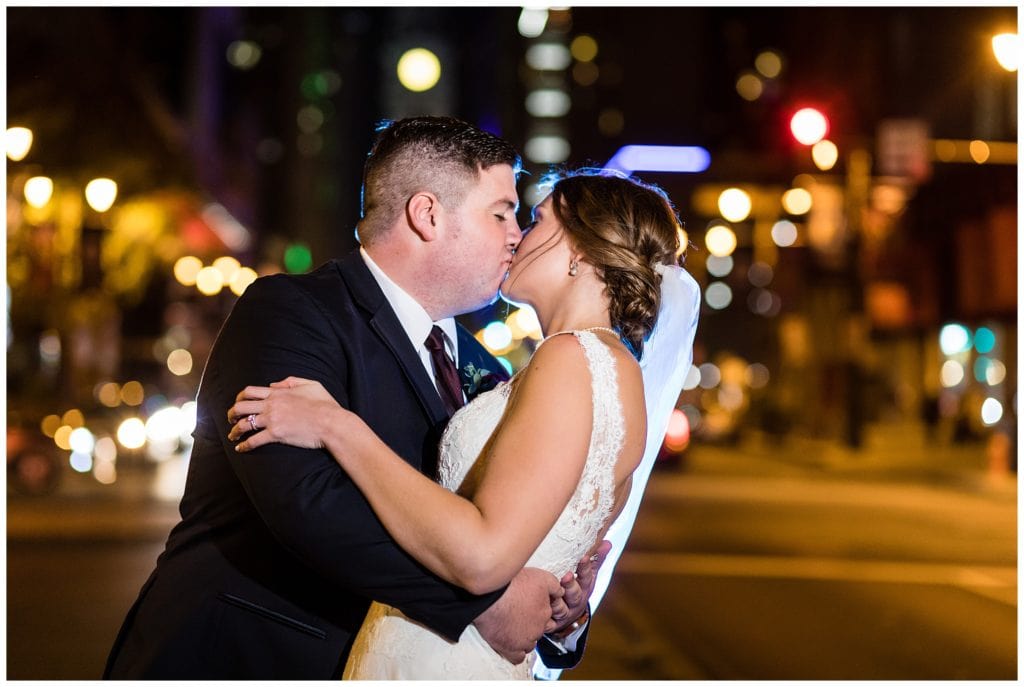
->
[104,251,583,679]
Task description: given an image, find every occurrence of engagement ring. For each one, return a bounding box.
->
[247,414,258,432]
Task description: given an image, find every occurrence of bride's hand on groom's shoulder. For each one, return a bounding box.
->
[228,376,348,452]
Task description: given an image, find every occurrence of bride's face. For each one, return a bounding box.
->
[500,195,573,306]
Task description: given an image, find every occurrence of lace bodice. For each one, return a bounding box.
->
[438,329,625,578]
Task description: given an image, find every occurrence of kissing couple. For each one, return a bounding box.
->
[105,116,700,680]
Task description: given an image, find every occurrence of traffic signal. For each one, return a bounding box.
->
[789,107,829,145]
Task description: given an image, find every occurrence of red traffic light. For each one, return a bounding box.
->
[790,107,829,145]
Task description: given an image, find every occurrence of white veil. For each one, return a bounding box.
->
[592,263,701,608]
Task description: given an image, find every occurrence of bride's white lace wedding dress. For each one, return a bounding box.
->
[342,329,626,679]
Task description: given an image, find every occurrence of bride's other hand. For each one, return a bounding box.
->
[228,376,348,451]
[550,539,611,632]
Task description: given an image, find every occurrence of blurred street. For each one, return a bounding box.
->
[7,423,1016,680]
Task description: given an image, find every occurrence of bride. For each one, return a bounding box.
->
[228,169,691,679]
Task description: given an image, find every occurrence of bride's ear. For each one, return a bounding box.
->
[406,192,439,242]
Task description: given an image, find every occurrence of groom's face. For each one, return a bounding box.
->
[440,163,522,313]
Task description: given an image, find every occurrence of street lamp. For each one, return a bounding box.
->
[991,32,1019,72]
[84,178,117,212]
[6,126,33,161]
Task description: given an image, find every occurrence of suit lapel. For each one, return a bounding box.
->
[338,252,448,427]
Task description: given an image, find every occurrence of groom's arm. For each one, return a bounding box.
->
[198,274,501,641]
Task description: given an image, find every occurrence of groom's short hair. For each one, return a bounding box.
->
[357,116,521,245]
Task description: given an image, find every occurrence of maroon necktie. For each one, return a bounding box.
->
[425,326,465,416]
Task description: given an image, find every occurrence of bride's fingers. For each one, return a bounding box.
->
[234,428,273,453]
[227,416,262,441]
[235,385,273,403]
[226,400,264,425]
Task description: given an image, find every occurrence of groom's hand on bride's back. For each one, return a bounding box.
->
[473,567,562,664]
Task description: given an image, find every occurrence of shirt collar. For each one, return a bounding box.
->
[360,247,458,359]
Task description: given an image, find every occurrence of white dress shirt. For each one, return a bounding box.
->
[360,248,460,396]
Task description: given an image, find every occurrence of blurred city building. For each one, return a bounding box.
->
[6,6,1017,497]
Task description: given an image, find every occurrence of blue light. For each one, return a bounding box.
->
[974,327,996,354]
[603,145,711,174]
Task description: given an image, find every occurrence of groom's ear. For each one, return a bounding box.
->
[406,192,440,242]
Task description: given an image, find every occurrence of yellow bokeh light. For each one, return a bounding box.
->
[167,348,194,376]
[781,188,813,215]
[54,425,74,450]
[992,33,1019,72]
[676,226,689,258]
[196,266,225,295]
[397,48,442,92]
[570,34,598,62]
[173,256,204,286]
[735,73,763,101]
[6,126,33,161]
[98,382,121,407]
[969,140,990,164]
[717,188,752,223]
[934,139,958,162]
[121,380,145,406]
[229,266,259,296]
[940,360,965,388]
[213,256,241,283]
[705,224,738,257]
[117,418,147,450]
[41,414,62,438]
[755,50,782,78]
[61,408,85,428]
[24,176,54,208]
[812,139,838,170]
[84,178,118,212]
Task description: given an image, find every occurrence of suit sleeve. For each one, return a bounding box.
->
[195,275,502,641]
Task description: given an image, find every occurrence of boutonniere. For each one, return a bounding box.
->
[461,363,502,399]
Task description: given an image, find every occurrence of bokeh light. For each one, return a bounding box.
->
[173,256,203,286]
[61,408,84,428]
[397,48,442,92]
[812,139,838,170]
[940,360,965,387]
[985,359,1007,386]
[525,89,571,117]
[41,414,61,438]
[698,363,722,389]
[781,188,813,215]
[974,326,996,354]
[117,418,147,450]
[570,34,598,62]
[120,380,145,406]
[981,398,1004,426]
[991,32,1019,72]
[718,188,752,222]
[53,425,73,450]
[284,243,313,273]
[790,107,829,145]
[97,381,121,407]
[754,50,783,78]
[195,266,225,295]
[525,135,570,163]
[6,126,33,161]
[771,219,798,247]
[84,178,117,212]
[482,321,513,352]
[969,140,990,164]
[745,363,770,389]
[526,43,572,70]
[518,7,548,37]
[736,72,763,101]
[227,40,262,69]
[748,262,774,287]
[213,256,241,283]
[705,223,737,257]
[664,409,690,452]
[229,266,259,296]
[167,348,193,376]
[68,427,96,454]
[24,176,54,208]
[705,282,733,310]
[70,452,93,473]
[682,364,701,391]
[939,323,971,355]
[706,255,734,277]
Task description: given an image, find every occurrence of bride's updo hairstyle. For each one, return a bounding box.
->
[546,169,684,360]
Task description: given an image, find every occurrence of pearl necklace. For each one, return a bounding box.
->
[543,326,619,341]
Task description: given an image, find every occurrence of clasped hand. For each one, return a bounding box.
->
[228,376,349,451]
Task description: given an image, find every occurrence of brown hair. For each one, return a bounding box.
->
[547,169,684,359]
[358,116,522,245]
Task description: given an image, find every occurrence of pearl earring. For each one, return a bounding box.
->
[568,260,578,277]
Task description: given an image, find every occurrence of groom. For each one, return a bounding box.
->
[104,117,598,679]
